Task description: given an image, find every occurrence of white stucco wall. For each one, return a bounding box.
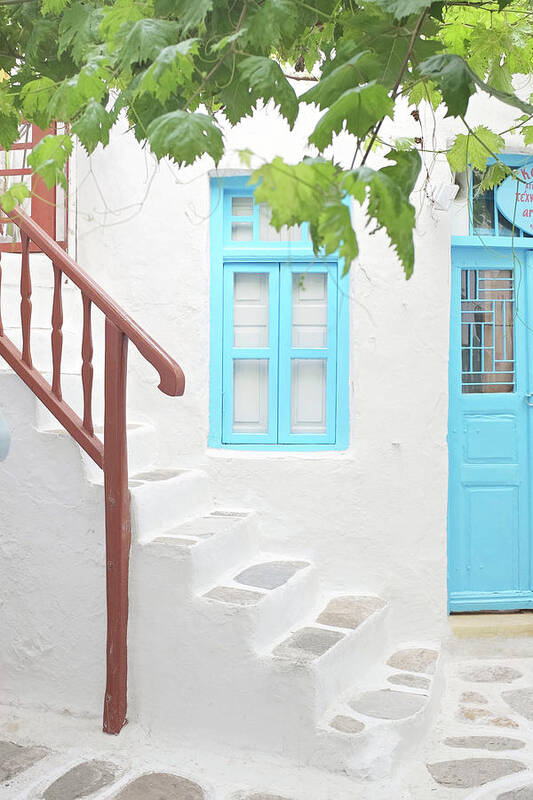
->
[64,84,532,643]
[1,84,531,730]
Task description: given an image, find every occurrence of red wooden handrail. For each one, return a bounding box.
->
[0,208,185,734]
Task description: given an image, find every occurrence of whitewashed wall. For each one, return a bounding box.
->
[68,82,530,643]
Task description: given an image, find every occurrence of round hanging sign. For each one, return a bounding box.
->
[495,163,533,235]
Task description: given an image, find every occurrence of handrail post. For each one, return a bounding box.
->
[103,317,130,734]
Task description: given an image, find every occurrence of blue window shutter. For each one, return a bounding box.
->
[222,263,279,444]
[278,263,337,444]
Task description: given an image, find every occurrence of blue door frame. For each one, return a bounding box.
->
[448,244,533,611]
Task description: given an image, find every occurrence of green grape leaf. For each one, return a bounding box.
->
[344,150,421,277]
[447,126,505,172]
[118,18,180,69]
[58,2,103,64]
[309,83,393,150]
[367,0,432,20]
[155,0,212,31]
[0,89,20,150]
[21,77,56,129]
[478,162,510,192]
[522,126,533,146]
[137,39,198,102]
[418,54,475,117]
[301,51,381,110]
[41,0,70,15]
[28,133,73,190]
[72,98,113,153]
[147,110,223,166]
[238,56,298,127]
[0,183,31,213]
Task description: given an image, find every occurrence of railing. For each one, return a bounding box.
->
[0,208,185,734]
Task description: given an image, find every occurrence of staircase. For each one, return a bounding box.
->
[0,214,442,783]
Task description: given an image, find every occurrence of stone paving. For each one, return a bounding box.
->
[403,647,533,799]
[8,646,533,798]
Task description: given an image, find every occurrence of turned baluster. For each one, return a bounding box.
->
[81,295,94,435]
[51,263,63,400]
[20,232,32,367]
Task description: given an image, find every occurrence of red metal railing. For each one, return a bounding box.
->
[0,124,67,250]
[0,208,185,734]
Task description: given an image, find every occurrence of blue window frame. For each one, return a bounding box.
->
[470,154,533,238]
[209,175,350,451]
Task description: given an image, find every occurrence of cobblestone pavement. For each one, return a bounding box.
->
[6,644,533,800]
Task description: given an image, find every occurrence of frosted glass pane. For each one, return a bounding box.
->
[232,221,253,241]
[233,360,268,433]
[259,203,302,242]
[232,196,253,216]
[292,273,327,347]
[233,273,269,347]
[291,359,327,433]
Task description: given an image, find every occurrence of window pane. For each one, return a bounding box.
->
[231,221,253,241]
[292,272,328,347]
[233,273,269,347]
[461,269,514,394]
[259,203,302,242]
[472,171,494,231]
[232,196,253,216]
[291,359,327,433]
[233,360,268,433]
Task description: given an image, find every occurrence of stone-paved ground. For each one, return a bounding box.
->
[402,652,533,800]
[7,649,533,800]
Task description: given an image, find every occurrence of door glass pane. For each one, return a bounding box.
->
[461,269,514,393]
[233,360,268,433]
[292,272,328,347]
[231,221,253,241]
[291,359,327,433]
[472,171,495,232]
[259,203,302,242]
[232,196,253,216]
[233,273,269,347]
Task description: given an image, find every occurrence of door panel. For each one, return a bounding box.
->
[448,247,532,611]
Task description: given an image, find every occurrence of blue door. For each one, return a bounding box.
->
[448,246,533,611]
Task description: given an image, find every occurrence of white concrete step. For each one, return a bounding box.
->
[130,468,211,540]
[138,510,259,596]
[269,595,390,718]
[312,642,443,779]
[200,557,319,651]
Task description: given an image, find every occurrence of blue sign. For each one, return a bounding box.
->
[496,163,533,236]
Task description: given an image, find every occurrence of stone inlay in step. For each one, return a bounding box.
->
[461,665,522,683]
[244,795,293,800]
[387,673,430,691]
[387,648,438,675]
[115,773,204,799]
[329,715,365,734]
[0,740,49,782]
[153,536,198,547]
[444,736,525,752]
[204,586,265,606]
[273,627,344,662]
[171,513,247,539]
[427,758,525,788]
[461,691,488,704]
[349,689,426,720]
[498,786,533,799]
[132,469,184,482]
[235,561,309,591]
[316,595,385,629]
[42,760,117,799]
[503,688,533,721]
